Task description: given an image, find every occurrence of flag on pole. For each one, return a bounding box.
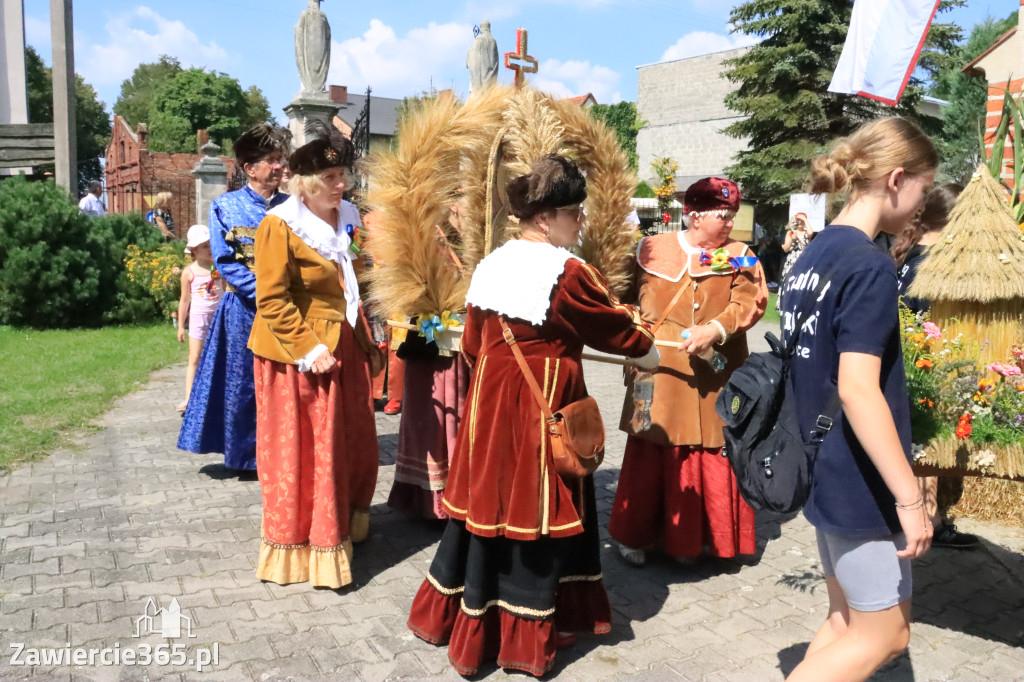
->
[828,0,941,106]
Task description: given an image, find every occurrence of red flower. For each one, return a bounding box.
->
[662,212,671,224]
[955,413,973,440]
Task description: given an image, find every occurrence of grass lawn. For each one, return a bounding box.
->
[0,323,186,473]
[762,292,780,326]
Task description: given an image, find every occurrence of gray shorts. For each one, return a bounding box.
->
[815,528,912,612]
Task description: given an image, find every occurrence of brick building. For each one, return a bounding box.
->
[104,115,236,236]
[963,1,1024,184]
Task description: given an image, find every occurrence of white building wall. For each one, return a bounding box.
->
[636,47,750,189]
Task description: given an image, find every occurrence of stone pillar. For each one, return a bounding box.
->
[1,0,29,176]
[50,0,76,193]
[284,96,340,147]
[1,0,28,125]
[192,141,227,227]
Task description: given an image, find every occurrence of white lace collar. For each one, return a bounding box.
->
[268,194,360,327]
[466,240,580,325]
[268,194,354,264]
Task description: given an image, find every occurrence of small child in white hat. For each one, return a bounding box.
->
[177,225,223,411]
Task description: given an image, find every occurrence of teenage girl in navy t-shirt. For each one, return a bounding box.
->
[780,118,937,682]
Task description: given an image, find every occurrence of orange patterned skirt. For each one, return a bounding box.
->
[253,330,379,589]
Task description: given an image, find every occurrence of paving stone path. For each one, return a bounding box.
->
[2,322,1023,680]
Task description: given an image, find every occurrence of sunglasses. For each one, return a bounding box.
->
[554,204,585,221]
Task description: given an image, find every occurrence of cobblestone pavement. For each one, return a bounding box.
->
[2,323,1023,681]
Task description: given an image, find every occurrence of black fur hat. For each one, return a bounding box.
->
[233,124,290,166]
[289,121,356,176]
[506,154,587,221]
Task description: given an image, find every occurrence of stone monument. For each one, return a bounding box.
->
[467,21,498,96]
[284,0,339,146]
[192,140,227,227]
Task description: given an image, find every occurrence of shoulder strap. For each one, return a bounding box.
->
[498,317,556,421]
[651,282,689,334]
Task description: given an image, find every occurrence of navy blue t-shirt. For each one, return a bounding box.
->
[897,244,930,314]
[780,225,910,537]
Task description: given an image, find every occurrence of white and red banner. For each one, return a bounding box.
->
[828,0,941,106]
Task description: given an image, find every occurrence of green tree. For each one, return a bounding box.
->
[589,101,645,170]
[113,55,183,126]
[24,46,112,191]
[147,68,250,152]
[723,0,962,230]
[114,61,273,153]
[242,85,273,128]
[930,13,1018,183]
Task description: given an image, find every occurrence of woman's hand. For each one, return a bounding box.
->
[680,324,718,356]
[895,504,933,559]
[309,348,338,374]
[177,326,186,343]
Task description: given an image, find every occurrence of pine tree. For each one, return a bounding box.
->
[723,0,962,231]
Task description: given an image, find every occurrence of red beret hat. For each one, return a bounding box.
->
[683,177,741,215]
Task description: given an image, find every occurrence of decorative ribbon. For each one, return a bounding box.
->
[345,223,363,256]
[203,265,220,295]
[699,248,759,272]
[417,311,461,344]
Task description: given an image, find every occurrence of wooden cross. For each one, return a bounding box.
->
[504,28,538,87]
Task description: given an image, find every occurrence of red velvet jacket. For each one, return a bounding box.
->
[443,259,654,540]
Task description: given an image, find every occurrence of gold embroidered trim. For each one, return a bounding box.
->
[467,355,488,464]
[232,226,259,240]
[442,498,468,515]
[548,519,583,532]
[558,573,603,583]
[426,572,465,596]
[260,537,349,553]
[540,357,552,535]
[580,264,655,343]
[261,538,308,550]
[460,598,555,619]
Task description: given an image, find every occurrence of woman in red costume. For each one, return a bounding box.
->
[610,177,768,566]
[407,154,660,677]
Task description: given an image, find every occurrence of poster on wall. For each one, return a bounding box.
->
[788,193,827,232]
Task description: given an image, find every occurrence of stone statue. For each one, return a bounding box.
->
[295,0,331,96]
[467,21,499,95]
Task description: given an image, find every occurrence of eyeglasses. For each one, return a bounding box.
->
[258,155,286,168]
[555,204,585,222]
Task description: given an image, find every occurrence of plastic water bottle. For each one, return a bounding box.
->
[680,329,726,372]
[630,370,655,431]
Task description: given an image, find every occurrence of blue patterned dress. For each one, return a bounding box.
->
[178,185,289,470]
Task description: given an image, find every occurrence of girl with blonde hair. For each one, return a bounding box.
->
[779,117,937,681]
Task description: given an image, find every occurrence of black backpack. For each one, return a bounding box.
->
[715,255,858,514]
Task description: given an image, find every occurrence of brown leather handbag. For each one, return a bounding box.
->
[499,318,605,479]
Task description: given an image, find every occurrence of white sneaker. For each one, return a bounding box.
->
[618,543,646,567]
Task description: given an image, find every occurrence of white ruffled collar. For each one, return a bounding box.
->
[268,194,360,327]
[268,194,353,264]
[466,240,580,325]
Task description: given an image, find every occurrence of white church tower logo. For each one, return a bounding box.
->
[134,597,196,638]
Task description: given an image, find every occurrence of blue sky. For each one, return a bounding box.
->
[23,0,1020,120]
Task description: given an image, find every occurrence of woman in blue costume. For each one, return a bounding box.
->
[178,124,291,471]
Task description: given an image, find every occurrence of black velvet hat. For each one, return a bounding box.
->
[289,125,356,176]
[232,124,290,166]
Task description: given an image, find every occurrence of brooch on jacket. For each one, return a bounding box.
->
[699,247,758,273]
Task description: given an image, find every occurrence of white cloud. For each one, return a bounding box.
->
[532,59,622,105]
[327,19,474,98]
[24,16,51,53]
[80,6,231,87]
[660,30,758,63]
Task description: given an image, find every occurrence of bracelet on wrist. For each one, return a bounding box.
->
[895,496,924,511]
